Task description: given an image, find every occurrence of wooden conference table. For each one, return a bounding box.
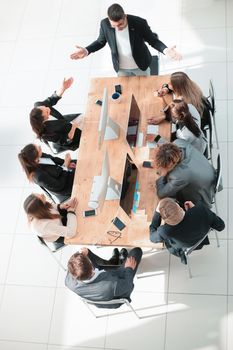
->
[65,75,171,247]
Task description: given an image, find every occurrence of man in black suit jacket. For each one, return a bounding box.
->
[70,3,181,76]
[149,198,225,264]
[65,247,142,308]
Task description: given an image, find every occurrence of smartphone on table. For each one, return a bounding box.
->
[112,217,126,231]
[142,161,152,168]
[95,99,102,106]
[115,84,122,95]
[154,134,167,145]
[83,209,97,217]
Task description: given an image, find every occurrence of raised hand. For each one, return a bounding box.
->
[62,77,74,90]
[64,153,72,167]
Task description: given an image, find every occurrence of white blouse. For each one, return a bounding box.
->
[31,205,77,242]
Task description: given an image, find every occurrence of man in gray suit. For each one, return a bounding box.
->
[155,139,216,207]
[65,247,142,308]
[70,3,181,76]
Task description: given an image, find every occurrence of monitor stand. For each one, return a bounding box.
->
[88,176,122,209]
[104,117,120,140]
[106,177,122,200]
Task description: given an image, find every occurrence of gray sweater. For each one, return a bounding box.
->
[65,267,135,308]
[156,139,216,207]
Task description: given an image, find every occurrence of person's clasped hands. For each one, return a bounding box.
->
[60,197,78,211]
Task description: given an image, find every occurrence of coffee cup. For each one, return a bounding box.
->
[111,92,121,102]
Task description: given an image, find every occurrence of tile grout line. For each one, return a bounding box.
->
[163,252,172,350]
[225,0,230,348]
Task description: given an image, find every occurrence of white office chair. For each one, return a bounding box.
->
[212,153,223,244]
[182,230,218,278]
[202,107,213,161]
[208,79,219,150]
[39,185,69,204]
[80,296,142,319]
[37,236,67,271]
[45,141,66,155]
[183,154,222,277]
[150,55,159,75]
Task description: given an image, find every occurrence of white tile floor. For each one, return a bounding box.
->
[0,0,232,349]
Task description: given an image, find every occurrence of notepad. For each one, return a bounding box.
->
[147,125,158,134]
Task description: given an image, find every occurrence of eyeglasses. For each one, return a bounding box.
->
[107,230,122,244]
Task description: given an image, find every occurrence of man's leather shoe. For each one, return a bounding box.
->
[108,248,120,265]
[119,248,128,264]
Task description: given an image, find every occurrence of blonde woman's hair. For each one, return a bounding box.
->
[159,198,184,226]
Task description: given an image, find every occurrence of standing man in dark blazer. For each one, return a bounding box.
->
[70,3,182,76]
[65,247,142,308]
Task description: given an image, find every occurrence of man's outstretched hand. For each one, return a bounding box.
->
[163,45,182,60]
[70,45,88,60]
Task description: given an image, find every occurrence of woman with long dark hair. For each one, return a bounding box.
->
[154,71,212,130]
[30,77,83,152]
[24,193,77,242]
[18,143,75,202]
[169,99,207,153]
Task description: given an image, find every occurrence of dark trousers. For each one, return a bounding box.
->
[87,249,120,270]
[126,247,143,277]
[87,247,142,275]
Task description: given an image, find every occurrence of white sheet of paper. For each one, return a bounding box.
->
[147,125,158,134]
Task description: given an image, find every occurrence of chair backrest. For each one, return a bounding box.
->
[202,108,213,160]
[39,185,69,204]
[214,153,223,193]
[37,236,65,252]
[183,232,209,257]
[37,236,67,270]
[208,79,215,116]
[149,55,159,75]
[82,297,127,308]
[45,140,68,155]
[39,185,57,204]
[80,296,141,318]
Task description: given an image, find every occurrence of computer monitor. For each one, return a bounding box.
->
[120,154,139,216]
[98,88,120,149]
[126,94,142,148]
[88,149,122,210]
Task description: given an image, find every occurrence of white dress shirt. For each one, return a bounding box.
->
[115,25,138,69]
